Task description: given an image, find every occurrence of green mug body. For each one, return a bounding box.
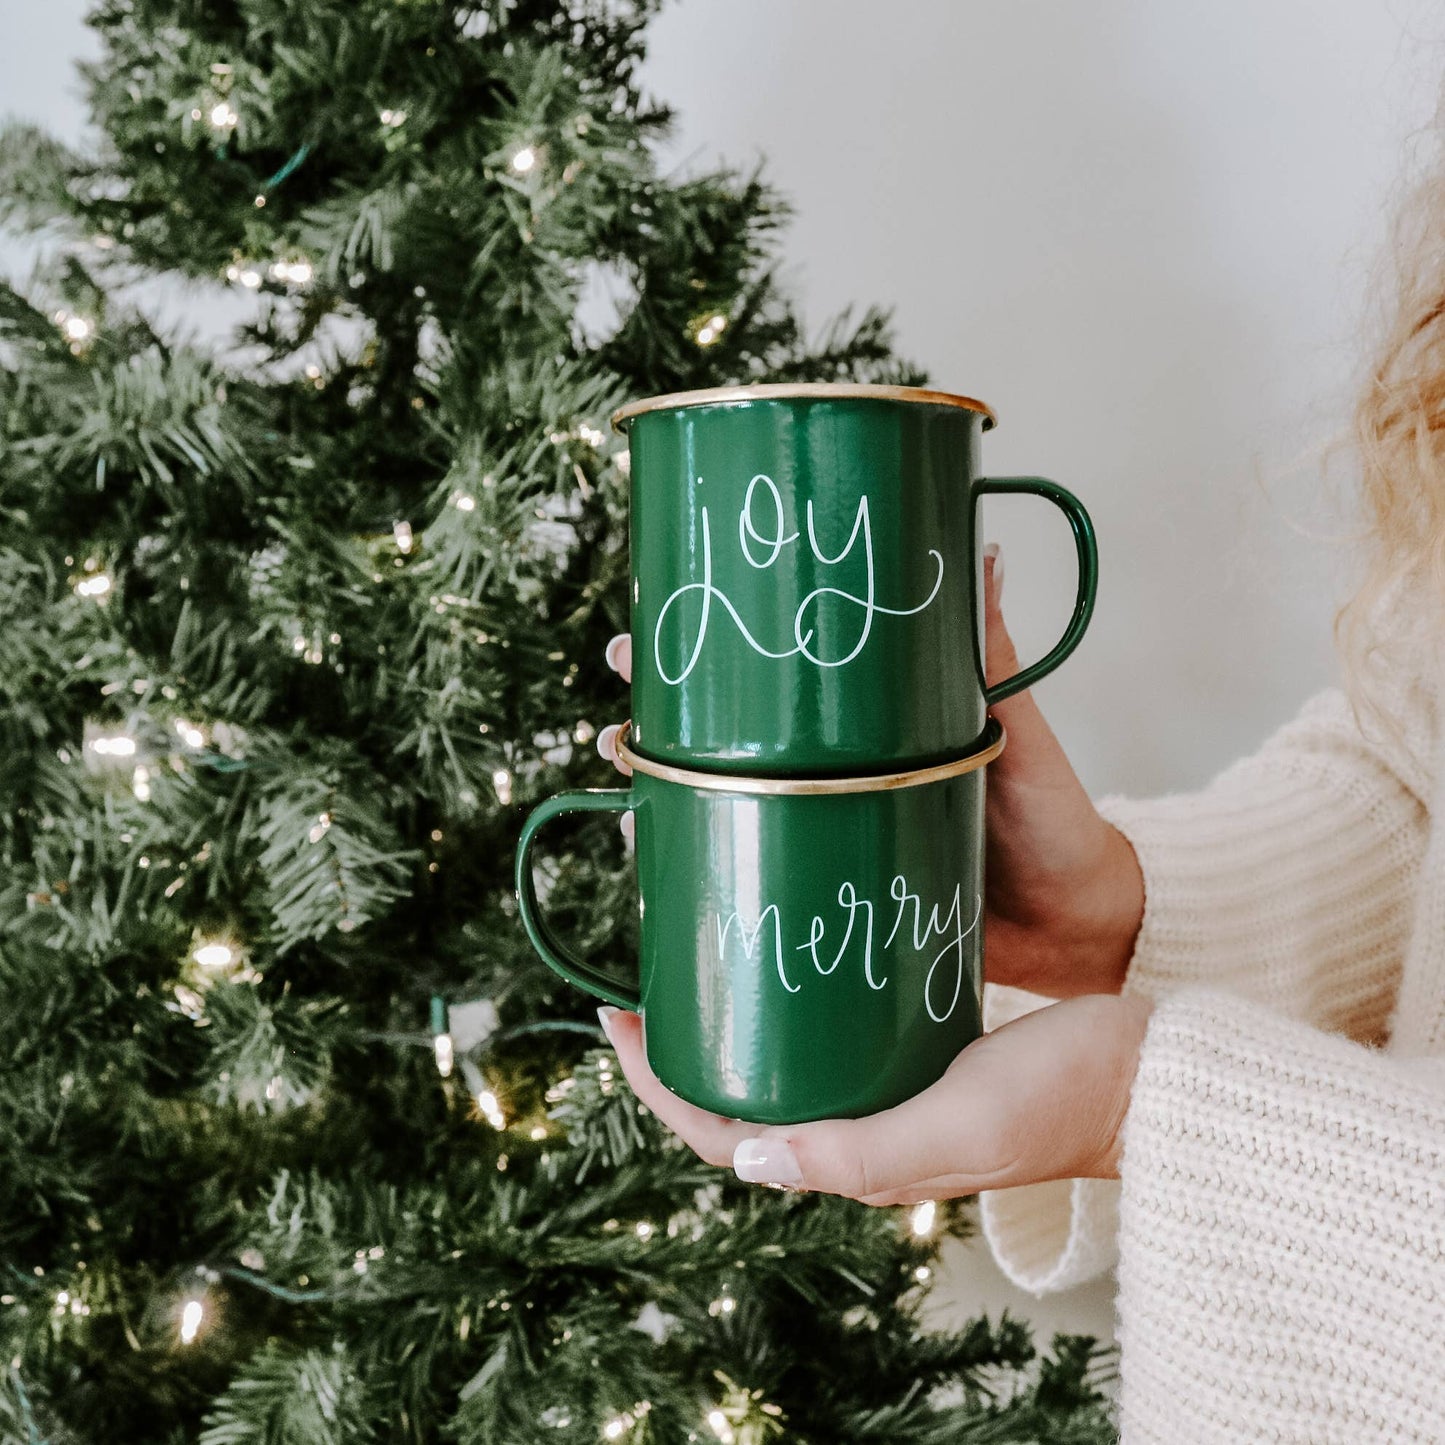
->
[514,725,1002,1125]
[615,384,1097,776]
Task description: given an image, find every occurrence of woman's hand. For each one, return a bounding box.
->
[598,991,1152,1199]
[598,546,1146,998]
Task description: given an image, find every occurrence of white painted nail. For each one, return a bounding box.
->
[733,1137,803,1186]
[604,634,631,674]
[597,1005,620,1043]
[619,810,635,847]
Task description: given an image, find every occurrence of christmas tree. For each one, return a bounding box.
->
[0,2,1115,1440]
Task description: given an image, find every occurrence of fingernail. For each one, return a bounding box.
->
[984,542,1004,599]
[733,1137,803,1186]
[619,811,635,846]
[604,634,630,674]
[596,722,620,761]
[596,1005,619,1043]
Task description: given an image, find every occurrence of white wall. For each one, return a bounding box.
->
[8,0,1445,1350]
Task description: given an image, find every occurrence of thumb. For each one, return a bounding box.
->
[982,545,1068,773]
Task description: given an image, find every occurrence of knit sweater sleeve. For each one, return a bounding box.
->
[1102,684,1429,1040]
[1115,988,1445,1442]
[980,679,1432,1295]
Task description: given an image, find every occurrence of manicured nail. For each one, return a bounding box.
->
[619,811,635,846]
[596,1005,620,1043]
[984,542,1004,599]
[596,722,620,761]
[604,634,631,674]
[733,1137,803,1186]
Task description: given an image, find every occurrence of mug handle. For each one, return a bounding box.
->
[514,788,642,1012]
[975,477,1098,706]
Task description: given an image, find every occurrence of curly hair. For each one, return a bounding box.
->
[1339,103,1445,698]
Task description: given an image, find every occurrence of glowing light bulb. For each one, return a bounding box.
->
[209,102,237,131]
[90,735,137,758]
[132,765,151,801]
[393,520,414,554]
[909,1200,937,1238]
[179,1298,204,1343]
[62,315,94,342]
[453,492,476,512]
[194,942,234,969]
[707,1410,733,1442]
[238,269,261,289]
[491,768,513,806]
[913,1264,931,1284]
[74,573,111,598]
[434,1032,455,1077]
[510,145,537,174]
[174,719,205,749]
[603,1419,626,1441]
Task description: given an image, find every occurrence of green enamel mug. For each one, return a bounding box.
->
[611,383,1097,776]
[514,720,1005,1125]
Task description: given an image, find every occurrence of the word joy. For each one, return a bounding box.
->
[714,872,981,1024]
[653,473,945,684]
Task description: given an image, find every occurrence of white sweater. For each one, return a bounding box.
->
[979,625,1445,1443]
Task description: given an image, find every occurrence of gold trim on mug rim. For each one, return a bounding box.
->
[612,718,1006,795]
[609,383,998,434]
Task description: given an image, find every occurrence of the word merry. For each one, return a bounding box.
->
[714,872,981,1023]
[653,473,945,684]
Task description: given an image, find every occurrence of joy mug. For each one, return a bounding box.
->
[611,383,1096,776]
[514,720,1006,1125]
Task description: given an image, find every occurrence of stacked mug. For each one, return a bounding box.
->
[515,385,1097,1124]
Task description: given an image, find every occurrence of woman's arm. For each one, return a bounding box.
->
[1104,680,1431,1044]
[982,657,1435,1295]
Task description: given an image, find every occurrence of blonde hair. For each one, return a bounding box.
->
[1339,108,1445,694]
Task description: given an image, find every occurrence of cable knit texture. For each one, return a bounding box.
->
[979,619,1445,1441]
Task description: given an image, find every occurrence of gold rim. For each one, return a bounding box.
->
[612,719,1006,794]
[610,383,998,434]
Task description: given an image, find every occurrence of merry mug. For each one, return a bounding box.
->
[611,383,1097,776]
[514,720,1006,1125]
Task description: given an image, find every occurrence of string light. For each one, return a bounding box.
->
[913,1265,931,1284]
[707,1293,737,1317]
[267,259,314,286]
[179,1297,205,1344]
[491,768,513,806]
[707,1410,733,1443]
[74,572,111,599]
[208,102,238,131]
[694,313,728,347]
[53,310,96,355]
[452,491,477,512]
[379,108,408,128]
[193,942,234,969]
[909,1200,937,1238]
[393,520,414,554]
[431,996,454,1077]
[510,145,538,174]
[477,1089,505,1129]
[308,813,332,844]
[132,765,151,801]
[224,263,263,289]
[174,719,206,749]
[89,734,137,758]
